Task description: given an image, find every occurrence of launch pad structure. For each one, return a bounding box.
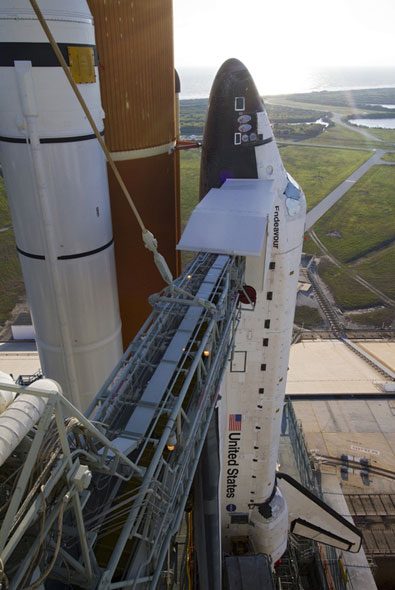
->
[0,339,372,590]
[0,252,246,589]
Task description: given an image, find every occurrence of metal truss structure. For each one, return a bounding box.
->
[0,252,245,589]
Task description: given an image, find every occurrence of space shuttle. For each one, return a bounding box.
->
[181,58,362,570]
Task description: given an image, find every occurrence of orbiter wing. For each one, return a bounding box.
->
[277,472,362,552]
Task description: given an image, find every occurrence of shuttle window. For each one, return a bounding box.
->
[239,123,252,133]
[286,172,301,190]
[267,292,273,300]
[259,386,265,392]
[285,174,302,201]
[263,338,269,347]
[230,514,249,525]
[235,96,245,111]
[238,114,251,124]
[230,351,247,372]
[265,319,270,329]
[269,262,276,270]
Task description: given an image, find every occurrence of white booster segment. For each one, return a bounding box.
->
[0,1,123,411]
[0,374,60,467]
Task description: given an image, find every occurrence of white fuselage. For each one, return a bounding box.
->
[220,111,306,561]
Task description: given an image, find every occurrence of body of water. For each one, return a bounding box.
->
[289,118,329,128]
[177,65,395,100]
[349,118,395,129]
[369,104,395,109]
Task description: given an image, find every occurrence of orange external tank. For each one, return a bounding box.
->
[88,0,180,347]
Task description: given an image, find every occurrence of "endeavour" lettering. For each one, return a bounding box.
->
[273,205,280,249]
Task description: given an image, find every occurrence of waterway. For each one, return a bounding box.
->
[369,104,395,109]
[289,118,329,128]
[349,118,395,129]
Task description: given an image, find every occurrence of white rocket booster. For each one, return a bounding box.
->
[0,1,123,411]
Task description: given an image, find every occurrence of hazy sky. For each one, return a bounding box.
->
[173,0,395,72]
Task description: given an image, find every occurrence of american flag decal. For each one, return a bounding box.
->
[229,414,242,431]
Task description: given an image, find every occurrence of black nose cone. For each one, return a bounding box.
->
[200,59,267,197]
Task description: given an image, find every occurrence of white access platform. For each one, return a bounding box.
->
[177,178,275,256]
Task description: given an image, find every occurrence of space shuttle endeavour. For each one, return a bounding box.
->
[179,58,362,570]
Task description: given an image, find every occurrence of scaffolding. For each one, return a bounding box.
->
[0,252,245,589]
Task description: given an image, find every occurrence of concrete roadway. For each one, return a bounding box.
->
[332,112,386,143]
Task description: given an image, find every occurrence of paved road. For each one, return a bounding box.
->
[306,149,394,229]
[332,112,386,143]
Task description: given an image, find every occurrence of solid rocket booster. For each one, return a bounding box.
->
[197,59,362,565]
[0,1,123,411]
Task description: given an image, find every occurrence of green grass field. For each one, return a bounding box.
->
[179,150,201,229]
[347,307,394,328]
[279,146,371,211]
[381,151,395,162]
[352,245,395,299]
[265,104,328,123]
[357,127,395,143]
[299,122,388,149]
[294,305,323,327]
[265,97,353,115]
[311,165,395,263]
[0,177,12,228]
[179,99,207,136]
[0,230,25,324]
[318,258,381,310]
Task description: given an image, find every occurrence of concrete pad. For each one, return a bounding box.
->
[292,395,395,496]
[366,400,395,433]
[0,342,41,379]
[304,431,328,455]
[357,342,395,373]
[323,432,394,467]
[291,401,321,432]
[305,400,378,433]
[286,341,384,395]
